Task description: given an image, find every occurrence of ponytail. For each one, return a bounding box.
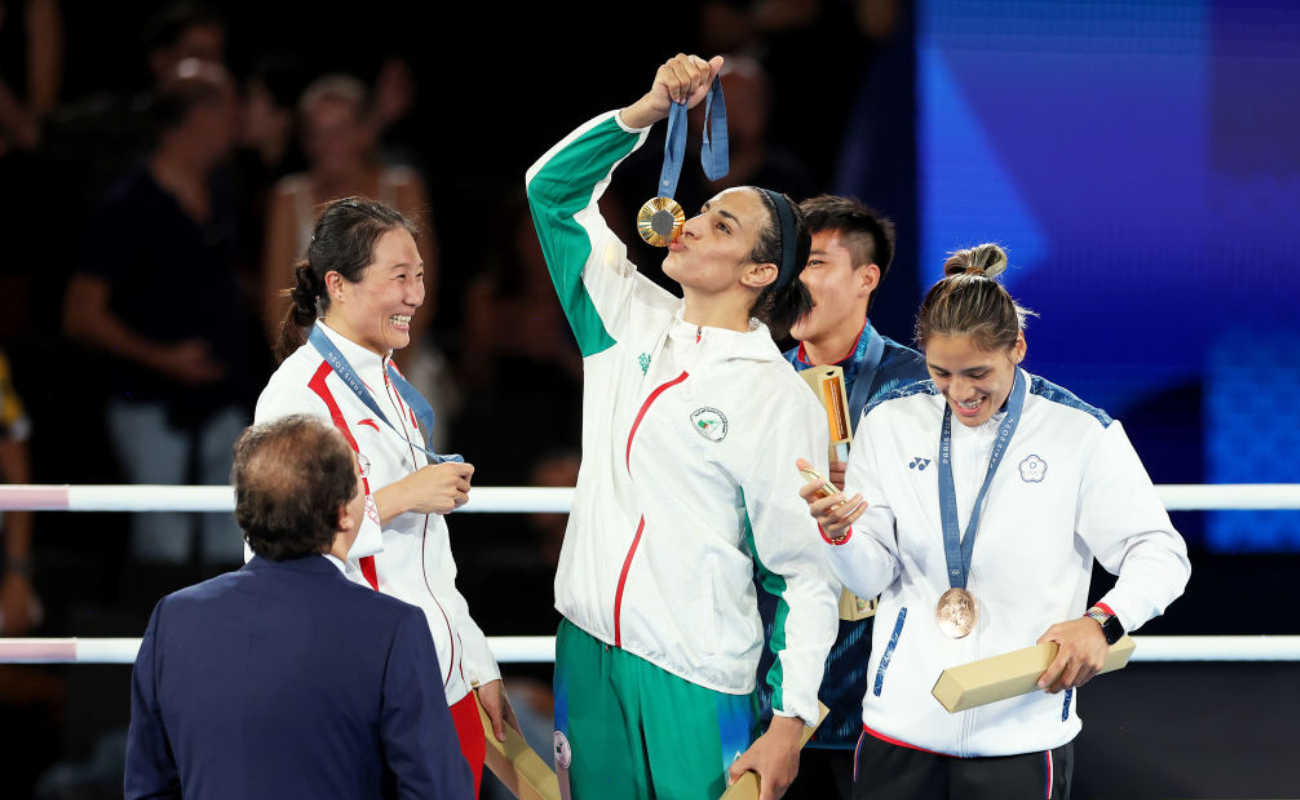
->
[273,261,323,362]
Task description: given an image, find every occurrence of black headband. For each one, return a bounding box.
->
[760,188,799,290]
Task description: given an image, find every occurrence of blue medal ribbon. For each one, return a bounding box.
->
[937,369,1026,590]
[658,77,729,200]
[845,322,886,427]
[308,325,462,464]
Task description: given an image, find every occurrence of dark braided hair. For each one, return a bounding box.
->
[274,196,418,361]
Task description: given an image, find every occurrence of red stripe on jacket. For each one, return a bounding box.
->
[309,361,380,591]
[613,372,689,646]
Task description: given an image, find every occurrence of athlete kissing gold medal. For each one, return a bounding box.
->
[636,75,729,247]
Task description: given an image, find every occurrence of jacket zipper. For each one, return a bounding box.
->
[388,371,459,688]
[873,606,908,697]
[612,370,689,647]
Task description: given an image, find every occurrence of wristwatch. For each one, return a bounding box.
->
[1085,604,1125,645]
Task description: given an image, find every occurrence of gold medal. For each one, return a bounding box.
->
[637,197,685,248]
[935,587,979,638]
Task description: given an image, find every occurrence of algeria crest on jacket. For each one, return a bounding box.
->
[690,407,729,443]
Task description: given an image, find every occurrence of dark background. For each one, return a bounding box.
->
[0,0,1296,797]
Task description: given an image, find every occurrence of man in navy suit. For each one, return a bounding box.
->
[125,415,474,799]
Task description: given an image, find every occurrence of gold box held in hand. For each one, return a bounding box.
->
[717,702,829,800]
[476,693,562,800]
[798,365,853,464]
[798,366,873,620]
[839,588,877,621]
[931,635,1137,713]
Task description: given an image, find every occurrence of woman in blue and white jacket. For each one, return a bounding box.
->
[801,244,1190,800]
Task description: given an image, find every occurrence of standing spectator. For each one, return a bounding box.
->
[262,74,439,371]
[63,59,249,566]
[0,348,39,635]
[233,56,306,279]
[457,192,582,484]
[141,1,225,86]
[0,0,62,154]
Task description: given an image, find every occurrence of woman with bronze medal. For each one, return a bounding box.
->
[527,54,840,800]
[799,244,1191,799]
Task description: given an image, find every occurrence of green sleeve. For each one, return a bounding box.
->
[525,112,646,357]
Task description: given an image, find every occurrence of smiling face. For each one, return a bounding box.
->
[925,331,1026,427]
[327,227,424,355]
[789,229,878,344]
[662,187,773,294]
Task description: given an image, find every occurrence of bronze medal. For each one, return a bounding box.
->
[935,587,979,638]
[637,197,685,248]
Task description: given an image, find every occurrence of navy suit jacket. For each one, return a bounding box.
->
[125,555,474,800]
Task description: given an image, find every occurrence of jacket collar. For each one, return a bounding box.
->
[315,319,391,381]
[243,553,345,579]
[668,307,784,364]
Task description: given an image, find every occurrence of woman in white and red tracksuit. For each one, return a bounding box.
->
[256,196,514,796]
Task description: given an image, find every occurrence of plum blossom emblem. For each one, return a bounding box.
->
[1019,454,1048,483]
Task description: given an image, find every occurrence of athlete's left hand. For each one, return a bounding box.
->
[728,715,802,800]
[1035,618,1109,693]
[476,679,520,742]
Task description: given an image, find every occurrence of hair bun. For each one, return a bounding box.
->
[288,262,320,326]
[942,243,1008,279]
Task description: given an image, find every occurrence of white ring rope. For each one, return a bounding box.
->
[0,635,1296,665]
[0,636,558,665]
[0,484,1298,513]
[1,485,1295,666]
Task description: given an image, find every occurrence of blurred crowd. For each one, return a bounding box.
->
[0,1,902,795]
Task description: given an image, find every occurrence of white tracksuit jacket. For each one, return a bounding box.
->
[828,373,1191,756]
[254,321,500,706]
[526,110,839,726]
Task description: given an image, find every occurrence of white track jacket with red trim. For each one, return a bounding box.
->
[254,321,500,706]
[526,110,839,726]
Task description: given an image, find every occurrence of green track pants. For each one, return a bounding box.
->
[553,618,760,800]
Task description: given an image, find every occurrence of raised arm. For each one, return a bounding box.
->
[524,54,723,356]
